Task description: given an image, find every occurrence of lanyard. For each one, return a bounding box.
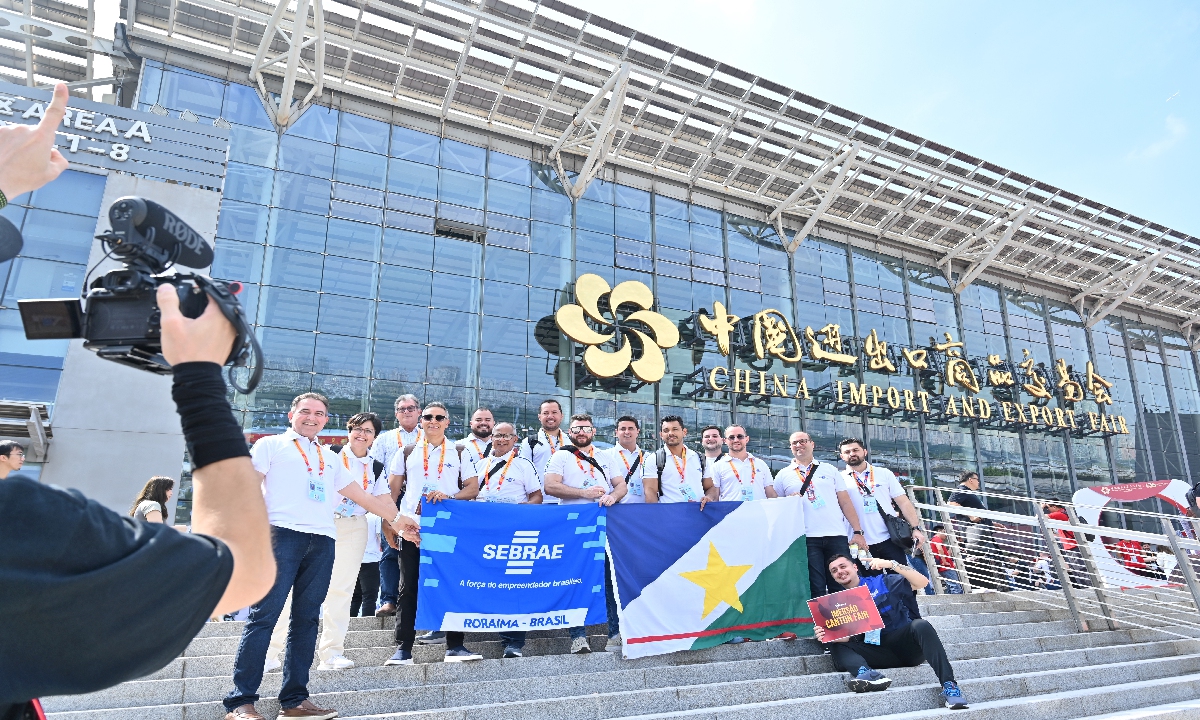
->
[574,446,597,479]
[670,447,688,482]
[728,455,757,484]
[469,438,487,459]
[343,452,369,490]
[293,438,324,477]
[854,465,877,497]
[401,427,422,445]
[484,450,515,491]
[544,430,562,453]
[618,448,642,473]
[422,440,448,483]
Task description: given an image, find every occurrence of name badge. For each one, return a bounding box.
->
[863,496,879,514]
[630,479,644,496]
[308,478,326,503]
[681,485,699,502]
[809,493,827,509]
[864,628,881,645]
[740,487,756,502]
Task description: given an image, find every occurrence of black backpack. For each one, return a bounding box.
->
[653,447,708,498]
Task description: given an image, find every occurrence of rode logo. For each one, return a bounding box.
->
[483,531,565,575]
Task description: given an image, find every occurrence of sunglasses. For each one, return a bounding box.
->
[493,432,516,439]
[569,426,595,434]
[726,433,747,440]
[398,406,420,412]
[422,413,448,422]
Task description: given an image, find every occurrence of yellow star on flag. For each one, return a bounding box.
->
[679,542,753,617]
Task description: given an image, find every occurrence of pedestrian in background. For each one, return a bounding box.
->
[351,515,382,617]
[130,476,175,523]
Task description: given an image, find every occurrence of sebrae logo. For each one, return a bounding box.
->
[483,530,566,575]
[555,274,679,383]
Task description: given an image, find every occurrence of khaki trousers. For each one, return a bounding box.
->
[268,515,368,663]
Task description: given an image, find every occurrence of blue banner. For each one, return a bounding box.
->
[414,499,608,633]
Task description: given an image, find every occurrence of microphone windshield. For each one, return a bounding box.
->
[112,197,214,269]
[0,215,23,264]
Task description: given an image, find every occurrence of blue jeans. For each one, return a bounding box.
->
[224,526,335,711]
[908,555,935,595]
[379,541,399,606]
[940,568,964,594]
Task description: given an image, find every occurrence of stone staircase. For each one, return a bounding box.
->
[43,591,1200,720]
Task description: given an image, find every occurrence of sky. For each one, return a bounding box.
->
[567,0,1200,238]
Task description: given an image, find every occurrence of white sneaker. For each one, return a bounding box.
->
[570,636,591,654]
[264,656,281,672]
[604,634,622,652]
[317,654,355,670]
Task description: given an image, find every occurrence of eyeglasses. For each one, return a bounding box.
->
[726,433,747,440]
[422,413,448,422]
[791,439,812,445]
[295,409,327,418]
[349,427,376,436]
[569,426,595,434]
[398,406,419,413]
[493,432,516,439]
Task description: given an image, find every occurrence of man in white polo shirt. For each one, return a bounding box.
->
[644,415,714,506]
[474,422,543,658]
[457,407,494,469]
[838,437,926,567]
[603,416,651,504]
[263,412,392,673]
[370,393,423,618]
[384,402,481,666]
[709,424,777,502]
[544,413,627,654]
[518,399,567,489]
[223,394,412,720]
[774,431,865,598]
[700,425,727,463]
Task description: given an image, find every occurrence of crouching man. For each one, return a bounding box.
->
[813,554,969,710]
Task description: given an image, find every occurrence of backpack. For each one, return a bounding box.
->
[1187,482,1200,517]
[653,447,708,498]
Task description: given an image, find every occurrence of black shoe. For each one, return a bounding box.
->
[503,645,522,658]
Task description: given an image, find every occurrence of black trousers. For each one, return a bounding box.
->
[351,561,380,617]
[807,534,852,597]
[865,540,909,567]
[393,539,464,651]
[829,619,956,685]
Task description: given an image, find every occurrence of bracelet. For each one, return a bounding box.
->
[392,511,405,525]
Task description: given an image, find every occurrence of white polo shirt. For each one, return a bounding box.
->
[457,435,493,472]
[476,449,541,504]
[390,439,476,520]
[518,428,566,480]
[602,446,651,504]
[648,446,711,503]
[545,446,612,505]
[774,460,847,538]
[334,447,391,518]
[363,515,383,563]
[370,425,423,473]
[842,464,906,545]
[250,429,354,539]
[711,454,774,502]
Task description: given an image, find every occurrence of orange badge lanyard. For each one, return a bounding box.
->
[485,450,515,491]
[293,439,325,478]
[545,430,561,453]
[342,452,369,490]
[422,441,448,483]
[728,455,757,484]
[855,465,877,496]
[574,447,596,479]
[470,438,486,459]
[619,448,642,473]
[671,447,688,483]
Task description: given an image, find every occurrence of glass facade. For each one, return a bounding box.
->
[14,59,1200,514]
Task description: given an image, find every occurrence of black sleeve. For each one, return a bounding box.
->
[886,573,922,621]
[0,477,234,704]
[946,490,984,510]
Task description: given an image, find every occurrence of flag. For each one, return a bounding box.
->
[606,496,812,658]
[414,499,607,633]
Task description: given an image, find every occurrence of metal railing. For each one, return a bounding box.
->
[905,485,1200,640]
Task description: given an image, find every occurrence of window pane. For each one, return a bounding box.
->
[483,280,528,319]
[387,193,435,217]
[278,135,334,178]
[388,158,439,199]
[217,201,269,243]
[229,125,277,167]
[576,199,614,234]
[531,188,571,226]
[382,228,434,267]
[338,112,390,154]
[315,333,370,376]
[268,209,327,252]
[690,204,721,227]
[225,163,275,205]
[529,254,571,290]
[287,105,338,143]
[322,256,377,298]
[0,365,60,403]
[258,327,316,372]
[263,247,324,289]
[312,374,369,416]
[325,218,380,261]
[576,231,614,266]
[372,340,427,381]
[483,246,529,285]
[334,147,387,190]
[273,172,331,215]
[391,126,439,164]
[480,352,527,390]
[20,210,95,264]
[655,216,689,249]
[441,139,486,175]
[222,82,272,130]
[378,265,432,306]
[317,294,373,336]
[655,195,688,220]
[488,152,531,185]
[427,346,477,385]
[439,169,485,209]
[615,185,650,212]
[428,309,479,349]
[375,302,430,344]
[159,69,224,117]
[433,237,482,277]
[482,316,527,355]
[29,170,106,217]
[211,238,264,284]
[530,221,571,258]
[384,211,435,234]
[486,179,530,217]
[431,273,480,312]
[331,200,382,225]
[615,207,651,242]
[2,258,84,304]
[258,287,319,331]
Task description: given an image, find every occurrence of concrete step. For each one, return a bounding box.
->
[856,673,1200,720]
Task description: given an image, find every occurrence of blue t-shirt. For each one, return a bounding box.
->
[861,573,922,637]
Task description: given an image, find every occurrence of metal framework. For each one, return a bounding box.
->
[249,0,326,131]
[121,0,1200,330]
[548,61,628,199]
[0,0,117,92]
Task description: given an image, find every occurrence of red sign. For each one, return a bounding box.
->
[807,585,885,642]
[1092,481,1173,502]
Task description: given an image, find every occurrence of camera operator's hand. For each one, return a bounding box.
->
[157,284,236,367]
[0,82,69,201]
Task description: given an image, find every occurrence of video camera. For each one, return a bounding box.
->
[16,197,262,393]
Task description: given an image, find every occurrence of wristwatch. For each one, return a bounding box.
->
[391,510,406,525]
[890,560,900,571]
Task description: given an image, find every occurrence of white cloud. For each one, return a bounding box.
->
[1127,115,1187,161]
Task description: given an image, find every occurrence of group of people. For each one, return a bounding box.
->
[208,393,969,720]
